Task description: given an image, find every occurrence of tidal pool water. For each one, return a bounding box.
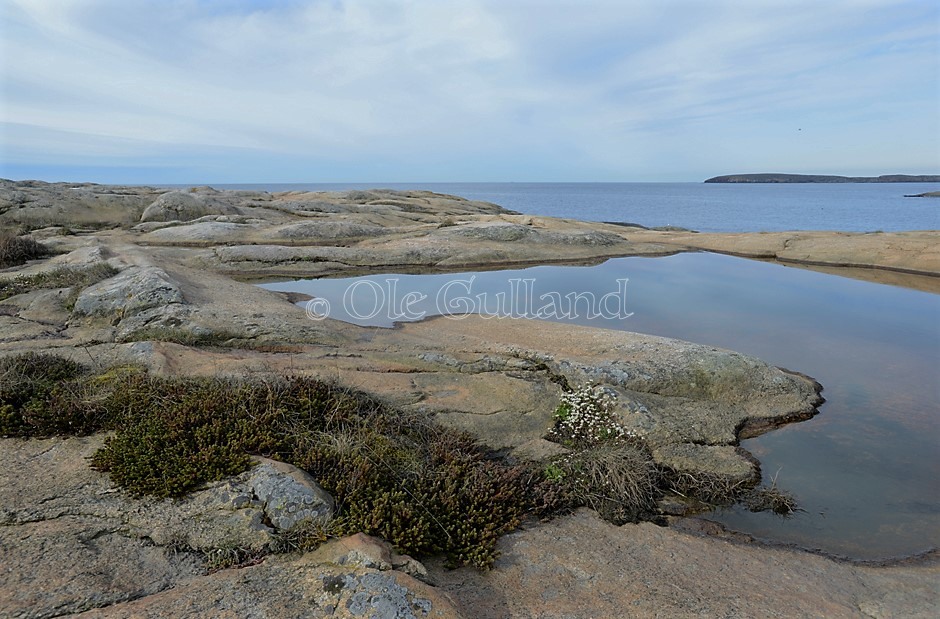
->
[260,252,940,561]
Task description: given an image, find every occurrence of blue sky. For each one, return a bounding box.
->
[1,0,937,183]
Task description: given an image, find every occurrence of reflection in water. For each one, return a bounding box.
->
[260,253,940,560]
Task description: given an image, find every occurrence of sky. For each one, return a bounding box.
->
[1,0,938,183]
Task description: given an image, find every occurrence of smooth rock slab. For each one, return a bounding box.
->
[71,266,183,318]
[429,509,940,619]
[76,560,462,619]
[140,191,211,223]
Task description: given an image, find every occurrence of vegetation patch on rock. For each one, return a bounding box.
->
[544,384,799,523]
[0,263,119,305]
[545,384,661,523]
[0,352,566,569]
[0,233,50,268]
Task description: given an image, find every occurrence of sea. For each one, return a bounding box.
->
[230,181,940,561]
[208,182,940,232]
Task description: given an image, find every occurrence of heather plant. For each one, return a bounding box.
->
[1,352,794,569]
[0,352,563,569]
[0,352,89,436]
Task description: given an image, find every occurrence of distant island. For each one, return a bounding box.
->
[705,173,940,183]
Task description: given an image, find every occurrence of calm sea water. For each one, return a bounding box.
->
[260,253,940,561]
[210,182,940,233]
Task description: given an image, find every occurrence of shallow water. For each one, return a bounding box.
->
[260,253,940,560]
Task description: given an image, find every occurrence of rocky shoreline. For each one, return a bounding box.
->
[1,180,937,618]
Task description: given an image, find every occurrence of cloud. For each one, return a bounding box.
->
[1,0,937,181]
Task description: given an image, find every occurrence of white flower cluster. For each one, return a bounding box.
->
[550,384,631,445]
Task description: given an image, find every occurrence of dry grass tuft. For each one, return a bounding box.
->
[0,263,118,304]
[0,233,49,268]
[553,441,660,524]
[666,469,755,506]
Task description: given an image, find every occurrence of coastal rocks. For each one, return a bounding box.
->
[0,180,162,228]
[140,457,333,553]
[132,214,262,234]
[309,533,432,583]
[271,188,507,215]
[428,509,940,619]
[0,437,334,556]
[635,230,940,279]
[247,457,334,531]
[77,560,462,618]
[0,516,205,618]
[0,435,460,619]
[0,314,60,342]
[408,371,564,450]
[273,220,390,241]
[360,317,822,483]
[439,221,624,246]
[652,443,759,492]
[0,435,206,617]
[443,222,534,242]
[140,221,256,244]
[139,190,244,223]
[140,191,209,222]
[71,266,183,318]
[2,287,73,326]
[64,263,206,344]
[62,263,238,345]
[546,229,624,246]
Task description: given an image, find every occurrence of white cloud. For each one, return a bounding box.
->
[1,0,937,180]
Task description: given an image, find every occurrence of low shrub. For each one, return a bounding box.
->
[270,517,340,554]
[90,374,288,498]
[202,545,265,572]
[2,355,558,569]
[0,353,90,436]
[294,421,535,568]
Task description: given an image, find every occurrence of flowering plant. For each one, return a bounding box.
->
[549,384,631,447]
